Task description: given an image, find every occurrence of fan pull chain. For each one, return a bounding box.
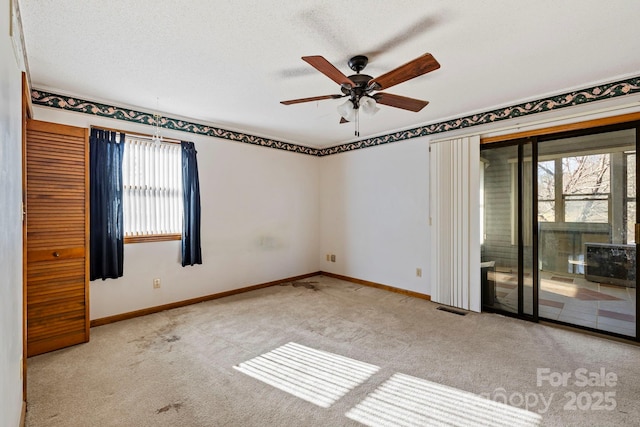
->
[355,109,360,137]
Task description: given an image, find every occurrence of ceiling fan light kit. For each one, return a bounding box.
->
[337,99,357,122]
[359,96,380,116]
[281,53,440,135]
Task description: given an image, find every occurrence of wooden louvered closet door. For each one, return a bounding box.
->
[26,120,89,356]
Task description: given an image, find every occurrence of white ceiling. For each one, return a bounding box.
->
[19,0,640,148]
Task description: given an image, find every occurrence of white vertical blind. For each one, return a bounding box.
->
[429,136,481,312]
[122,138,183,237]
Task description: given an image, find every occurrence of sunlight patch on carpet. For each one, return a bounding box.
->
[346,373,541,427]
[233,342,379,408]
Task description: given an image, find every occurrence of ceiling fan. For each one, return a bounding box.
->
[280,53,440,129]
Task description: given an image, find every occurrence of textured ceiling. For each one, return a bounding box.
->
[19,0,640,148]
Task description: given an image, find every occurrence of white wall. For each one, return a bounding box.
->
[33,108,321,320]
[31,88,640,320]
[320,138,431,294]
[318,98,640,298]
[0,0,25,423]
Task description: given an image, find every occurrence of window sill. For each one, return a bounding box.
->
[125,234,181,244]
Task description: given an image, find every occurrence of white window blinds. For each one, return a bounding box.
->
[122,138,183,237]
[429,136,481,312]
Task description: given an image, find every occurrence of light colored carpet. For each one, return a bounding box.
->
[26,275,640,426]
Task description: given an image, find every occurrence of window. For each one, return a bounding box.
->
[537,153,613,224]
[562,154,610,223]
[122,137,183,242]
[626,151,636,243]
[479,158,486,244]
[537,160,555,222]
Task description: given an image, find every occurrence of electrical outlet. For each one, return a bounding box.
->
[331,254,336,262]
[326,254,331,261]
[416,268,422,277]
[153,278,161,289]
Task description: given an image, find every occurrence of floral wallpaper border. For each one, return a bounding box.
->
[30,90,320,156]
[32,75,640,157]
[318,75,640,156]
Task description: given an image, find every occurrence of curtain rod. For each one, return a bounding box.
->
[90,125,182,144]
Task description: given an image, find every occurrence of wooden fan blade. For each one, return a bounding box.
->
[375,93,429,112]
[369,53,440,91]
[339,117,349,124]
[281,94,343,105]
[302,56,355,87]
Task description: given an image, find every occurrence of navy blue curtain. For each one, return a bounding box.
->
[181,141,202,266]
[90,128,125,280]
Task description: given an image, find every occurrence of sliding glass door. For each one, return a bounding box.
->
[537,128,636,338]
[481,124,638,340]
[480,141,536,318]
